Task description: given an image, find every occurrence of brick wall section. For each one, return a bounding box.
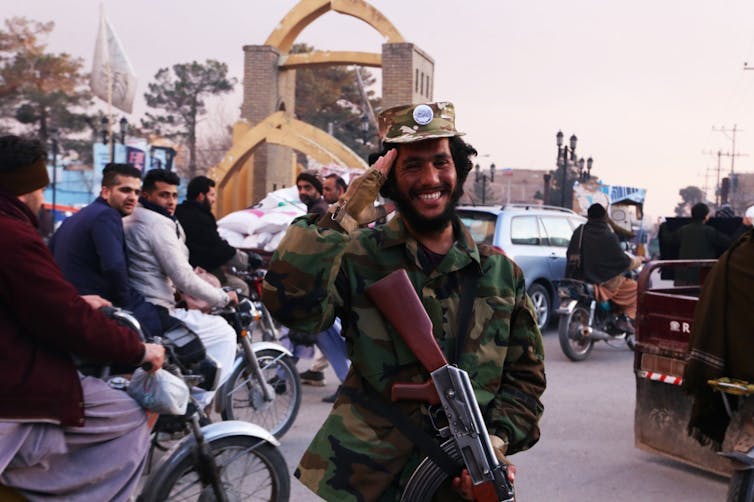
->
[382,43,435,109]
[241,45,295,203]
[267,69,296,198]
[242,45,280,122]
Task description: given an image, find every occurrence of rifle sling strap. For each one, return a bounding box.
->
[450,266,481,365]
[339,385,462,477]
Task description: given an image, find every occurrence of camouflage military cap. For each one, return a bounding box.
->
[378,102,464,144]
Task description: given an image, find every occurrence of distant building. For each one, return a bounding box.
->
[460,168,548,206]
[729,172,754,215]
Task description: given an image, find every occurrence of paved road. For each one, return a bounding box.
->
[278,327,728,501]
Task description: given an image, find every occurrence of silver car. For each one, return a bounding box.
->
[457,204,586,330]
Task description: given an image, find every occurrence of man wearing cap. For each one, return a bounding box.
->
[0,135,165,500]
[296,171,329,215]
[263,102,545,500]
[567,203,643,332]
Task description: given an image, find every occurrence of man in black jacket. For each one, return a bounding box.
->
[175,176,248,295]
[567,203,642,332]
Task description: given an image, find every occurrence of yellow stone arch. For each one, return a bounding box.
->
[280,50,381,69]
[265,0,405,53]
[218,0,411,215]
[212,112,368,215]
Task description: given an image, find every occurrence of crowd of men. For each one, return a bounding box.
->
[5,98,754,501]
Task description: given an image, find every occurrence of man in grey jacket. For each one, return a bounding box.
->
[123,169,237,407]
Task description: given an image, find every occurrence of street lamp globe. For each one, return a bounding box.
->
[569,134,578,151]
[556,131,564,147]
[119,117,128,144]
[100,116,108,144]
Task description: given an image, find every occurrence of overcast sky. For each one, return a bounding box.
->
[8,0,754,218]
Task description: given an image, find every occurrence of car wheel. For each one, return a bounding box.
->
[528,283,551,330]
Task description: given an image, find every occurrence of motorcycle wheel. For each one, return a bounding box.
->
[400,439,463,502]
[221,348,301,438]
[558,306,594,361]
[727,468,754,502]
[147,435,290,502]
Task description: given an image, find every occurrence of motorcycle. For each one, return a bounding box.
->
[555,278,636,361]
[0,307,292,502]
[232,259,282,343]
[107,309,292,502]
[213,294,302,439]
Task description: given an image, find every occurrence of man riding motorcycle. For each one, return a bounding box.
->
[566,203,642,333]
[0,135,165,501]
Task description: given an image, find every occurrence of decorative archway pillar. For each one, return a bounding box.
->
[242,45,297,203]
[217,0,436,215]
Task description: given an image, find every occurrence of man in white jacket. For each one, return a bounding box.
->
[123,169,237,407]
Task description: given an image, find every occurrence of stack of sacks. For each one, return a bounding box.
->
[217,186,306,252]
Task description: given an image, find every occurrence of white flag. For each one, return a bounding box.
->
[90,7,137,113]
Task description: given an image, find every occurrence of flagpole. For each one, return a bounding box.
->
[103,4,114,163]
[91,1,136,165]
[108,68,114,162]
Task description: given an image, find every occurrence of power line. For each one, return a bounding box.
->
[711,125,748,209]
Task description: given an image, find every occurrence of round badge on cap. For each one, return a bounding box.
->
[412,104,434,125]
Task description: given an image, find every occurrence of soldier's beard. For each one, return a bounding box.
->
[394,183,462,235]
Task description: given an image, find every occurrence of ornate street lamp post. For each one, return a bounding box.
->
[557,132,578,207]
[101,116,129,162]
[119,116,128,144]
[554,131,594,208]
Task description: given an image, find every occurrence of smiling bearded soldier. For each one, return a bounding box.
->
[262,102,546,501]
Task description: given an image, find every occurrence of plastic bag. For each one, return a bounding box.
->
[127,368,189,415]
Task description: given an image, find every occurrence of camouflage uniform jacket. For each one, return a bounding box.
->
[263,213,546,502]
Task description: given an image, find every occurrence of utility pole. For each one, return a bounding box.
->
[701,165,712,201]
[712,125,747,211]
[702,150,724,207]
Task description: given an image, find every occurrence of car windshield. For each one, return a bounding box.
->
[457,211,496,245]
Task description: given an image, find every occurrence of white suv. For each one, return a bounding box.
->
[456,204,586,330]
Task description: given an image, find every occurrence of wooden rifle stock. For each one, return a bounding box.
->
[365,269,446,404]
[365,269,447,372]
[367,270,512,501]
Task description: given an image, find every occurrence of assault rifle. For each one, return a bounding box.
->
[365,269,515,502]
